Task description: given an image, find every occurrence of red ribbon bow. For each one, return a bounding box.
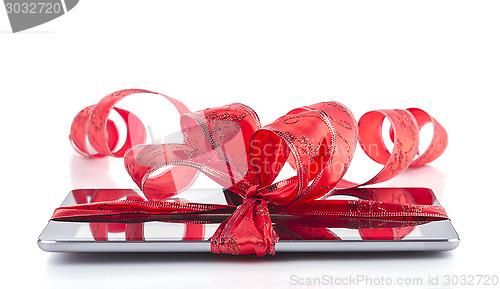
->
[57,89,449,256]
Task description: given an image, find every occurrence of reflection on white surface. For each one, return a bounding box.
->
[43,251,457,289]
[383,165,447,200]
[70,154,119,188]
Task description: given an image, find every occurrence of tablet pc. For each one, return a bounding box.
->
[38,187,459,253]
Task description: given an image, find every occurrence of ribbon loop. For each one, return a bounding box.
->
[406,108,448,167]
[123,102,261,201]
[70,89,190,158]
[357,109,419,185]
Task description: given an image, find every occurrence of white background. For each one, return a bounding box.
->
[1,1,499,288]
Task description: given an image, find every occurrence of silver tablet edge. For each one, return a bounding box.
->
[38,238,459,253]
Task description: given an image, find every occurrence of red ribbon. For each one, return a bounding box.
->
[55,89,449,256]
[65,188,440,244]
[70,189,205,242]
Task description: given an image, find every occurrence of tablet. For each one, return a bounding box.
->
[38,187,459,253]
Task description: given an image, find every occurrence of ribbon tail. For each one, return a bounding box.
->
[210,198,278,256]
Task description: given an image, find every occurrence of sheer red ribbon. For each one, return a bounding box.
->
[54,89,449,256]
[70,189,205,241]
